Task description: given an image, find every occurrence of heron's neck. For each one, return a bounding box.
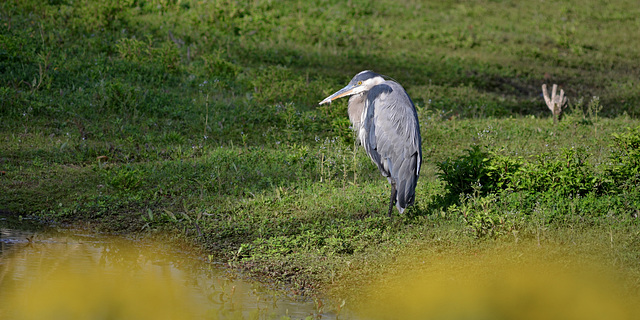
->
[348,93,366,131]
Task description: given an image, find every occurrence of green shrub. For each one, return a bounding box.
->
[607,127,640,191]
[437,146,521,203]
[438,146,604,206]
[438,146,610,236]
[437,145,490,200]
[514,148,603,197]
[483,152,524,192]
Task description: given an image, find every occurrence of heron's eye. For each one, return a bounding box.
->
[357,81,362,85]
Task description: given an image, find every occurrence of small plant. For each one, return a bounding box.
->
[115,37,149,63]
[115,36,181,72]
[30,52,52,92]
[448,185,517,238]
[587,96,603,121]
[587,96,604,136]
[108,166,144,192]
[201,51,241,82]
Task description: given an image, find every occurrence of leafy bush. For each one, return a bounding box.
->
[514,148,603,197]
[483,152,523,192]
[437,146,521,203]
[438,145,611,236]
[439,146,604,204]
[607,127,640,191]
[437,146,490,199]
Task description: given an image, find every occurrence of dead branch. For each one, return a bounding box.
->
[542,83,568,124]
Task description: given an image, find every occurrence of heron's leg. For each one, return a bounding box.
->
[387,183,397,217]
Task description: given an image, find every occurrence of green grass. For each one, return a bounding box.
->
[2,0,640,305]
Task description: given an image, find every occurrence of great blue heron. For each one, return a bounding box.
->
[319,70,422,216]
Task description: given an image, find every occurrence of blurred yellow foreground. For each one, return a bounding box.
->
[1,234,210,320]
[358,242,640,320]
[1,232,639,320]
[0,232,316,320]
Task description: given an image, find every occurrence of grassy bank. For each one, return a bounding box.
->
[2,0,640,308]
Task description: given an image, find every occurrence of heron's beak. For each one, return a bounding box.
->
[319,85,357,105]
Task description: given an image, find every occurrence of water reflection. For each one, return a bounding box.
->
[3,226,638,320]
[0,229,326,320]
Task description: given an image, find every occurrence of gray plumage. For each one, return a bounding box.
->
[319,71,422,215]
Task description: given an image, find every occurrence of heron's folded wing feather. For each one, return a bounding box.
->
[365,82,422,207]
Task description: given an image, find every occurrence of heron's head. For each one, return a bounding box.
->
[319,70,385,105]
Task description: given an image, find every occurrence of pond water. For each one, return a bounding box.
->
[0,226,339,320]
[2,219,638,320]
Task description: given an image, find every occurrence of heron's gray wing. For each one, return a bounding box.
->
[363,82,422,210]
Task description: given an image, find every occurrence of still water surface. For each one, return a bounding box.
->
[0,228,334,320]
[2,225,638,320]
